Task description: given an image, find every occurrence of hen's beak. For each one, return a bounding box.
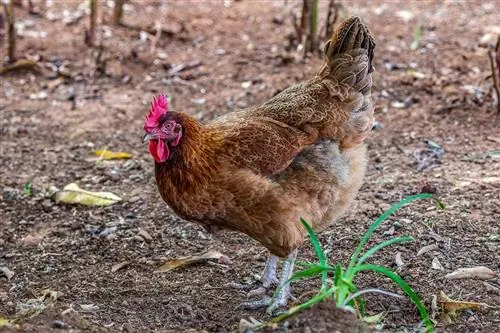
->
[142,133,154,143]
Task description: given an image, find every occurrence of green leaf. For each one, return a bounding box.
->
[354,264,434,333]
[358,236,414,265]
[347,193,433,274]
[23,182,32,197]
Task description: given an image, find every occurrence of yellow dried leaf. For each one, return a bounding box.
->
[155,250,226,273]
[53,183,121,206]
[94,150,132,160]
[438,291,490,318]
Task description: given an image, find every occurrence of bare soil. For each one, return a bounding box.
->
[1,1,499,332]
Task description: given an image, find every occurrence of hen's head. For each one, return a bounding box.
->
[143,94,182,163]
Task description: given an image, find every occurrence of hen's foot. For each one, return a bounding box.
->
[242,250,298,315]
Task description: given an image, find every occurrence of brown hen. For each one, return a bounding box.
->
[143,16,375,312]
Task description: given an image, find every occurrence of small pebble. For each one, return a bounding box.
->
[52,320,66,329]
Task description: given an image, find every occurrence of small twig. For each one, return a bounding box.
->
[112,0,125,26]
[488,40,500,113]
[3,0,16,63]
[85,0,98,47]
[324,0,339,40]
[166,60,202,77]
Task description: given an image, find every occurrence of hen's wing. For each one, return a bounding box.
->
[209,115,315,176]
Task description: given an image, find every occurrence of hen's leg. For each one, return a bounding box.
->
[247,255,279,297]
[266,249,297,314]
[242,250,298,313]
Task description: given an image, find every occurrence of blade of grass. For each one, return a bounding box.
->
[300,218,328,288]
[347,193,433,274]
[354,264,435,333]
[357,236,414,265]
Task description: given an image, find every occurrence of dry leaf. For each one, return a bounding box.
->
[417,243,439,256]
[53,183,121,206]
[445,266,496,280]
[438,291,492,318]
[431,257,444,271]
[94,150,132,160]
[0,266,14,280]
[111,261,130,273]
[395,252,404,267]
[155,250,227,273]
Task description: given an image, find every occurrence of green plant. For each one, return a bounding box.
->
[271,193,440,333]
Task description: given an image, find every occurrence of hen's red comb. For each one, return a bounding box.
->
[144,94,168,129]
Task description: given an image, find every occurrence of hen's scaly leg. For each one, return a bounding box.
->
[242,250,298,313]
[247,255,279,297]
[266,249,297,314]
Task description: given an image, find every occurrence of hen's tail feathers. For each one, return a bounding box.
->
[319,16,375,147]
[319,16,375,96]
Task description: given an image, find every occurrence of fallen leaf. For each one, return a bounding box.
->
[111,261,130,273]
[94,150,132,160]
[445,266,496,280]
[438,291,493,318]
[0,266,14,280]
[155,250,227,273]
[431,257,444,271]
[53,183,121,206]
[395,252,404,268]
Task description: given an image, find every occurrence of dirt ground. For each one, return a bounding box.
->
[1,0,499,332]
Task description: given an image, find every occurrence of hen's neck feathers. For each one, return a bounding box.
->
[154,112,223,193]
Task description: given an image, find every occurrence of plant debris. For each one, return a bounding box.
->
[155,250,229,273]
[445,266,496,280]
[53,183,122,206]
[93,150,132,160]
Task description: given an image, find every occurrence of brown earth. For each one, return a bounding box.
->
[1,1,499,332]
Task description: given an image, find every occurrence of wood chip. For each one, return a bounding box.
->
[417,243,439,256]
[445,266,496,280]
